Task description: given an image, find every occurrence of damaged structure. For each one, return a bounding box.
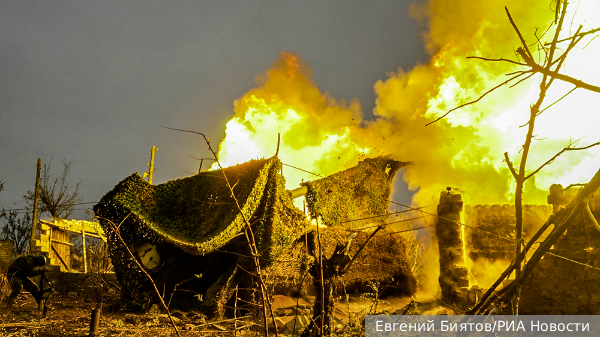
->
[93,156,417,314]
[434,186,600,314]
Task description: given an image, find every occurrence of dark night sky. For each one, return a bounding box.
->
[0,1,428,218]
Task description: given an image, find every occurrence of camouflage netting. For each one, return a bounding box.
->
[93,156,416,312]
[93,157,307,305]
[305,157,407,228]
[266,227,417,297]
[267,157,415,297]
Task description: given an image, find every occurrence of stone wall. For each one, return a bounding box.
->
[435,190,469,305]
[461,194,600,314]
[519,196,600,314]
[464,205,552,264]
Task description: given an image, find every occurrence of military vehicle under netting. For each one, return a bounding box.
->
[94,156,416,315]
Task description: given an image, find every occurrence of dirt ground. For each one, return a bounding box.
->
[0,292,244,337]
[0,291,435,337]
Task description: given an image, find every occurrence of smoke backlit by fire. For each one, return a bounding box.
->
[213,0,600,208]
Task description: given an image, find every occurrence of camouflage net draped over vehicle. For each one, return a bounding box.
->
[93,157,307,301]
[305,157,407,228]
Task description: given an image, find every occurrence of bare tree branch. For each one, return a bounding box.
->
[509,72,535,88]
[545,27,600,45]
[24,158,83,219]
[524,141,600,180]
[97,215,182,337]
[527,62,600,93]
[503,152,518,179]
[425,71,531,126]
[535,86,577,116]
[162,125,279,337]
[505,7,534,61]
[466,56,527,66]
[548,25,584,69]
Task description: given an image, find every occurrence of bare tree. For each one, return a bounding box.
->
[1,180,31,256]
[429,0,600,314]
[0,210,32,256]
[24,158,83,219]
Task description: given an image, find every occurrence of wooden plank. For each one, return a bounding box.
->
[54,219,105,236]
[50,239,73,246]
[40,218,107,242]
[82,222,87,273]
[0,322,49,328]
[51,244,69,271]
[49,229,70,270]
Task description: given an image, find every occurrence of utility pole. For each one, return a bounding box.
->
[28,158,41,255]
[146,146,157,184]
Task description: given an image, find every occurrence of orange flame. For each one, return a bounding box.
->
[214,0,600,208]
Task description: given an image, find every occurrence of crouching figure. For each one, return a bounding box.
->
[5,255,49,310]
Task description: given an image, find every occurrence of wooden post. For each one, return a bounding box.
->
[148,146,157,184]
[28,158,41,255]
[82,223,87,273]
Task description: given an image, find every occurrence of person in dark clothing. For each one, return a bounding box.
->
[5,255,48,309]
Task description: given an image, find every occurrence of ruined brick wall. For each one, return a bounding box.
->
[463,199,600,314]
[464,205,552,264]
[519,197,600,314]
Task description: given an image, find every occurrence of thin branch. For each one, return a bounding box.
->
[545,27,600,45]
[425,71,530,126]
[524,141,600,180]
[97,214,182,337]
[543,0,568,72]
[343,225,386,273]
[536,86,577,116]
[167,276,200,308]
[189,155,215,161]
[466,56,527,66]
[520,85,577,129]
[162,125,279,337]
[585,202,600,233]
[519,27,583,128]
[527,59,600,94]
[505,7,534,61]
[509,72,535,88]
[316,218,325,336]
[504,152,518,179]
[549,25,584,68]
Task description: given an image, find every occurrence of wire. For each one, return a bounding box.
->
[283,161,516,242]
[1,201,99,213]
[546,252,600,271]
[282,163,324,178]
[383,226,430,236]
[387,200,514,242]
[340,206,430,224]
